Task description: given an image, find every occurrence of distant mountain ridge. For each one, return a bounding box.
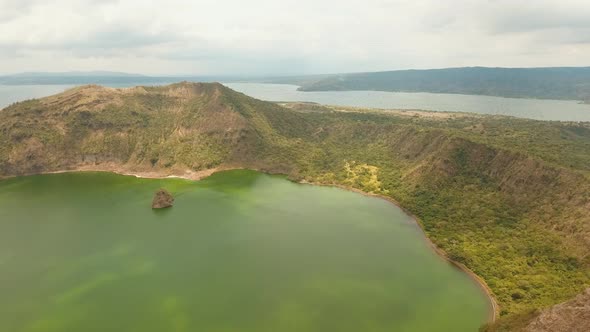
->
[283,66,590,101]
[7,67,590,102]
[0,71,235,85]
[0,71,155,85]
[4,71,145,77]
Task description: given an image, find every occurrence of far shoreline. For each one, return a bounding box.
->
[0,165,499,323]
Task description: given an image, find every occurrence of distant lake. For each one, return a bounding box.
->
[2,82,590,121]
[0,84,75,108]
[0,82,172,109]
[225,83,590,122]
[0,170,490,331]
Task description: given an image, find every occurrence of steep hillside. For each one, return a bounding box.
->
[0,82,312,177]
[1,83,590,330]
[525,288,590,332]
[486,288,590,332]
[292,67,590,101]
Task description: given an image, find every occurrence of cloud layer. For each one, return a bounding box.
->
[1,0,589,75]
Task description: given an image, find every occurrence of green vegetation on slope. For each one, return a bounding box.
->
[291,67,590,101]
[1,83,589,330]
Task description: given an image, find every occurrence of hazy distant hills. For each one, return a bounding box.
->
[0,71,233,85]
[4,67,590,101]
[287,67,590,101]
[5,71,144,77]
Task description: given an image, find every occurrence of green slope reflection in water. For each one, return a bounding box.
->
[0,170,489,332]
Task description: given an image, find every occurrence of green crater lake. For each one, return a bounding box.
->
[0,170,490,331]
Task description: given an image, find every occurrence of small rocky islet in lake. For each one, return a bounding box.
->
[151,188,174,209]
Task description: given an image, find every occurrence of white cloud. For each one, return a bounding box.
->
[0,0,589,75]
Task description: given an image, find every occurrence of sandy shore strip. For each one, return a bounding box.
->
[0,164,224,181]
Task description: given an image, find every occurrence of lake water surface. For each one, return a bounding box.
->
[224,83,590,122]
[1,83,589,121]
[0,85,75,108]
[0,170,490,332]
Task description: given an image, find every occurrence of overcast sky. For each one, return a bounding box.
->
[1,0,590,76]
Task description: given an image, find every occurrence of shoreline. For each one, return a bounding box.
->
[0,164,224,181]
[299,180,499,323]
[1,165,498,323]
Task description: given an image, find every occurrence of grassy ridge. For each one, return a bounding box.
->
[1,83,589,330]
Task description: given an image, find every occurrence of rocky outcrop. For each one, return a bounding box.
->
[525,288,590,332]
[151,189,174,209]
